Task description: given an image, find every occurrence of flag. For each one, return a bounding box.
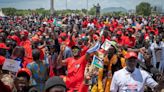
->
[87,42,100,54]
[92,55,103,68]
[101,39,112,51]
[101,40,118,51]
[53,18,61,27]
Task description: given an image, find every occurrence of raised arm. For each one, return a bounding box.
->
[57,44,67,65]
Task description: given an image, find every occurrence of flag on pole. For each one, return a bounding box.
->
[92,55,103,68]
[53,18,61,27]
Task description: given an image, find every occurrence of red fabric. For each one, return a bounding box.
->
[125,51,138,59]
[0,55,5,65]
[17,68,32,76]
[80,46,89,56]
[20,40,33,67]
[20,31,28,36]
[64,55,87,91]
[0,43,9,50]
[115,36,124,46]
[161,17,164,23]
[78,83,89,92]
[37,48,44,60]
[82,20,88,28]
[48,56,55,77]
[10,35,21,45]
[101,36,111,43]
[112,20,118,28]
[144,33,149,39]
[154,28,159,35]
[123,36,136,48]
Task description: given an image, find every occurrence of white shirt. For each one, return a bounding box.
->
[110,68,158,92]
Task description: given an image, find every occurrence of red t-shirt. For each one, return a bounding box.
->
[123,36,136,48]
[115,36,124,46]
[101,36,111,43]
[0,55,5,65]
[64,55,87,91]
[20,40,33,67]
[82,20,88,28]
[80,46,89,56]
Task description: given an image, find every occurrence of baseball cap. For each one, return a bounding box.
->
[17,68,32,77]
[116,31,122,35]
[124,52,138,59]
[44,76,66,91]
[0,43,9,50]
[20,30,29,36]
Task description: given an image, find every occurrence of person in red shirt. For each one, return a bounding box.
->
[19,30,33,67]
[57,45,88,92]
[101,30,111,43]
[82,18,88,28]
[0,43,9,72]
[57,42,100,92]
[115,31,124,46]
[123,29,136,48]
[31,36,45,60]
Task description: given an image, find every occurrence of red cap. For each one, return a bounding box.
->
[128,28,134,32]
[32,36,40,42]
[36,31,42,36]
[10,35,21,45]
[17,68,32,77]
[124,52,138,59]
[0,29,3,33]
[116,31,122,35]
[20,30,29,36]
[0,43,9,50]
[59,32,67,37]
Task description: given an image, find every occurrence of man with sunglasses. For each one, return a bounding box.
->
[110,52,164,92]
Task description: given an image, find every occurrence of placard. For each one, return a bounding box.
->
[2,59,20,72]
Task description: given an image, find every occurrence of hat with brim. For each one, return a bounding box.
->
[17,68,32,77]
[125,52,138,59]
[0,43,9,50]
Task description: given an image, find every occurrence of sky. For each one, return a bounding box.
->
[0,0,163,10]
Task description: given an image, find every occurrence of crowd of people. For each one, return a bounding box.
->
[0,14,164,92]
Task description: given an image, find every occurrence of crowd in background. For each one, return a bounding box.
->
[0,14,164,92]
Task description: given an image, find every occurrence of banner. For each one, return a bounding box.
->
[2,59,20,72]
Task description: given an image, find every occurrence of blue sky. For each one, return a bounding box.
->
[0,0,163,10]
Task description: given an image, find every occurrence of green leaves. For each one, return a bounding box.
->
[136,2,151,16]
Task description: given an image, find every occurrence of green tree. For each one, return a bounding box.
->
[2,8,17,16]
[88,5,96,15]
[136,2,152,16]
[81,9,87,14]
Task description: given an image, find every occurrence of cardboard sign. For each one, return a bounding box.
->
[101,39,112,51]
[92,55,103,69]
[2,59,20,72]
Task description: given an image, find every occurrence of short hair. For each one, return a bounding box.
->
[32,49,40,61]
[17,72,30,81]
